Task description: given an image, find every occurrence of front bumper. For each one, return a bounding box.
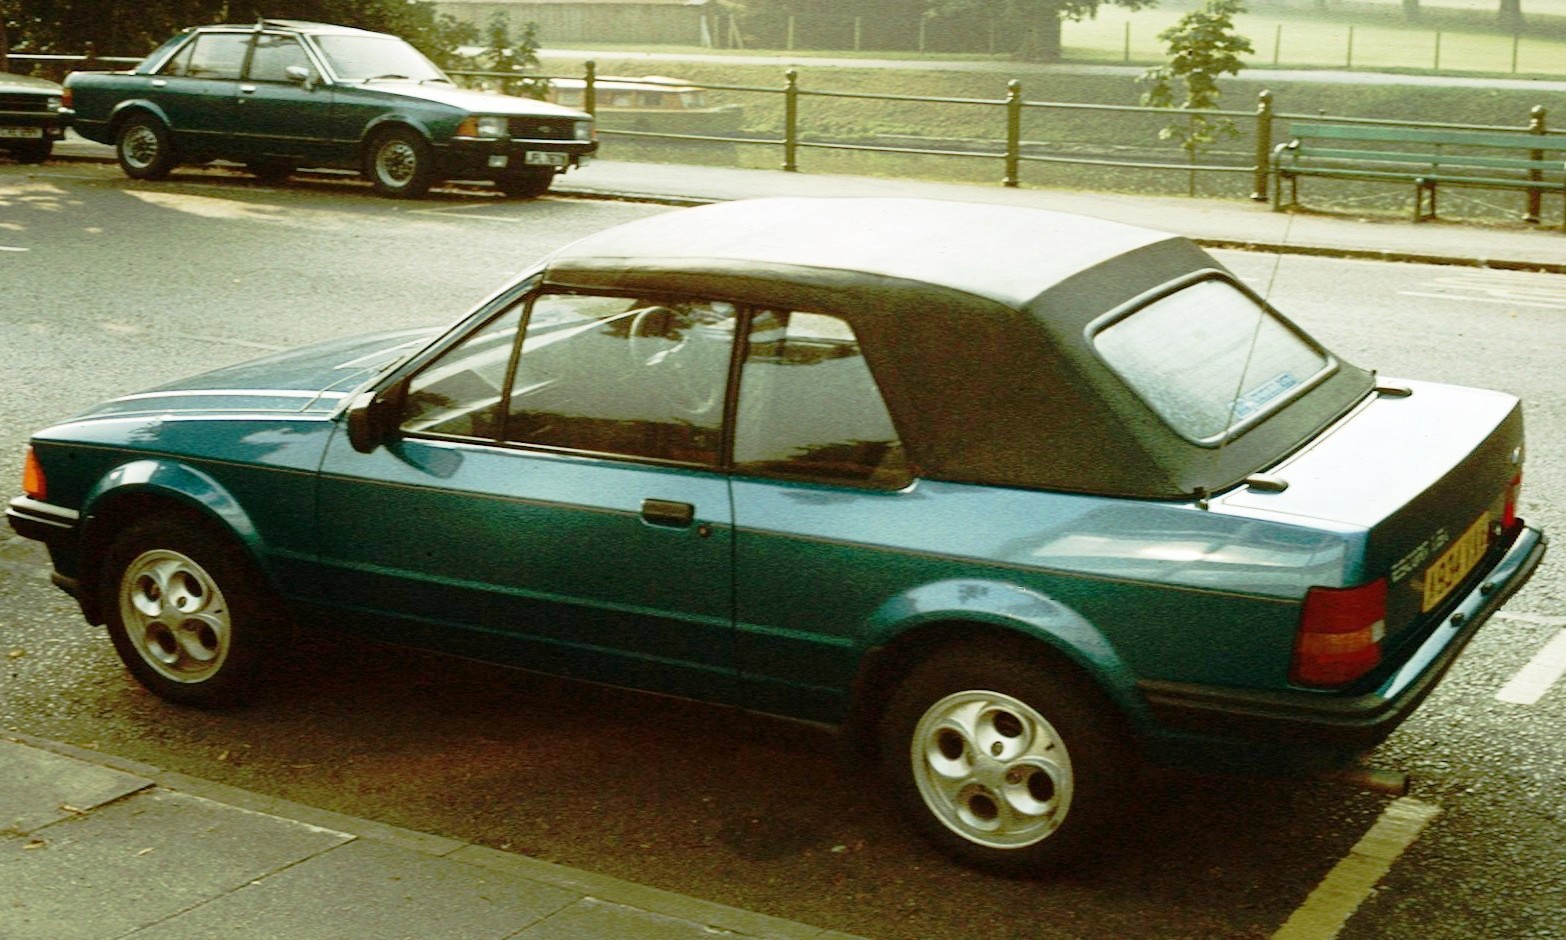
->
[437,138,597,180]
[1139,523,1547,744]
[6,495,81,596]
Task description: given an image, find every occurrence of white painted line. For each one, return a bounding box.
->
[1395,291,1566,310]
[1,245,28,253]
[1496,629,1566,706]
[1272,797,1440,940]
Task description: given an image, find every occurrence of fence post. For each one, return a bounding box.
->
[1004,80,1022,188]
[1525,105,1545,224]
[1253,89,1274,202]
[782,68,799,172]
[1123,21,1131,63]
[854,16,862,52]
[786,15,795,51]
[1274,24,1282,66]
[1346,27,1354,69]
[583,60,597,118]
[1434,30,1442,71]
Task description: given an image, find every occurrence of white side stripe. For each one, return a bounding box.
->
[1273,797,1440,940]
[1496,629,1566,706]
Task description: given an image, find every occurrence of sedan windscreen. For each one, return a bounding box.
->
[314,35,447,83]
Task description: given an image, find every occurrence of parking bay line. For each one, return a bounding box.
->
[1272,797,1441,940]
[1496,628,1566,706]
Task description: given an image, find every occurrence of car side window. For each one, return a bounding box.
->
[166,33,249,80]
[734,310,909,487]
[502,293,737,466]
[399,304,525,440]
[247,34,311,83]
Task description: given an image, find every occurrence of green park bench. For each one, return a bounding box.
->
[1271,122,1566,229]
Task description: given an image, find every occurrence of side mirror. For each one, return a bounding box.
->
[346,389,396,453]
[285,65,314,89]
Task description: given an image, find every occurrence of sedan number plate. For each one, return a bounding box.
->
[0,126,44,139]
[1422,513,1491,611]
[524,151,568,166]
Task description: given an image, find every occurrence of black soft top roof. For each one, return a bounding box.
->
[542,198,1373,498]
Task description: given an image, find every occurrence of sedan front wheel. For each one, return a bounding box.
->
[365,127,436,199]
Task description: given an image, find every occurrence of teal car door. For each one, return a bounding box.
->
[316,291,739,702]
[146,30,248,154]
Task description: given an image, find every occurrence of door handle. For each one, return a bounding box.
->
[640,498,694,529]
[240,84,257,94]
[151,79,167,87]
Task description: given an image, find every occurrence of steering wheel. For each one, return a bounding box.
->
[626,306,723,415]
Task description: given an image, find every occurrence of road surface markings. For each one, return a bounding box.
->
[1496,628,1566,705]
[1398,271,1566,311]
[1,245,27,252]
[1272,797,1441,940]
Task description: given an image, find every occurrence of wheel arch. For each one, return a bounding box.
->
[75,460,267,625]
[107,100,173,137]
[841,579,1146,760]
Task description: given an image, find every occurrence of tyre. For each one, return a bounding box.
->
[494,169,554,198]
[8,139,52,164]
[365,126,435,198]
[100,517,277,706]
[115,115,176,180]
[880,642,1135,876]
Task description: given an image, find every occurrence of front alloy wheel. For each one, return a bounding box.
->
[102,517,275,706]
[366,127,436,198]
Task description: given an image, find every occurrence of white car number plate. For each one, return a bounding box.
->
[524,151,568,167]
[0,126,44,139]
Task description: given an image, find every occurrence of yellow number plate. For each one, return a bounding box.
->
[1422,513,1491,612]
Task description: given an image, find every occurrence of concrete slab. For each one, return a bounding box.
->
[521,896,748,939]
[127,837,579,940]
[0,738,151,836]
[0,788,351,940]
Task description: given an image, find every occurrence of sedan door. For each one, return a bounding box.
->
[315,290,740,702]
[146,31,248,155]
[233,31,334,164]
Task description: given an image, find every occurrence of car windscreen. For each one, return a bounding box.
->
[313,35,448,83]
[1093,277,1334,445]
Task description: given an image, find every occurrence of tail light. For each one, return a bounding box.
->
[1502,471,1522,529]
[21,445,46,500]
[1291,578,1386,687]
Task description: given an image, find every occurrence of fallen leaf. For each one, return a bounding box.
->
[24,839,46,850]
[135,847,154,857]
[59,804,87,815]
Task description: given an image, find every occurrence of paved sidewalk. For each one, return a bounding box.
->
[47,133,1566,272]
[2,732,862,940]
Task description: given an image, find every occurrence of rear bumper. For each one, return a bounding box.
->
[1139,523,1547,744]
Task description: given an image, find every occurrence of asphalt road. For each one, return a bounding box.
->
[2,162,1564,940]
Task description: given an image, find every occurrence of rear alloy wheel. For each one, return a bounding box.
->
[115,115,176,180]
[881,643,1134,875]
[366,126,436,198]
[495,169,554,198]
[101,517,277,706]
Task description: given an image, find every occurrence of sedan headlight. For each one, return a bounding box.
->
[46,95,63,111]
[456,116,509,139]
[574,120,594,142]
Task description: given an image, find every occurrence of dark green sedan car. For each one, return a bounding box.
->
[63,20,596,197]
[0,70,66,163]
[7,198,1545,874]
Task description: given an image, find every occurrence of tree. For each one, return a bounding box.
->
[475,12,546,100]
[0,0,474,66]
[1138,0,1251,191]
[934,0,1158,62]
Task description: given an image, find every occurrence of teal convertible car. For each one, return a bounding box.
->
[7,199,1545,874]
